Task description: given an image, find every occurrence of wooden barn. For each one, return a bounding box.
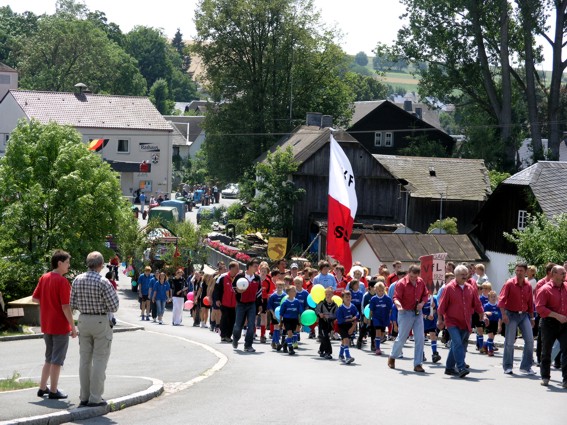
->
[347,100,455,155]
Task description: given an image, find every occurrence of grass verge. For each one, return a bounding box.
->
[0,372,37,392]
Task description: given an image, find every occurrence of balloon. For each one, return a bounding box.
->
[203,296,211,306]
[236,277,249,291]
[184,300,194,310]
[302,325,311,333]
[307,294,317,308]
[332,295,343,307]
[275,306,281,321]
[280,295,288,305]
[301,310,317,326]
[187,292,195,301]
[364,305,371,320]
[311,284,325,303]
[131,280,137,287]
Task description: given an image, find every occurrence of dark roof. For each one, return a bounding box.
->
[256,125,359,164]
[503,161,567,219]
[374,154,491,201]
[0,62,17,72]
[8,90,172,131]
[350,100,443,129]
[351,101,386,127]
[352,233,484,263]
[163,116,205,143]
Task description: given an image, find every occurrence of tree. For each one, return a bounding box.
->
[248,146,305,237]
[344,72,388,101]
[0,6,40,66]
[354,51,369,66]
[427,217,458,235]
[149,78,174,114]
[171,28,185,56]
[15,15,146,95]
[398,135,451,157]
[194,0,354,183]
[505,213,567,272]
[0,120,139,300]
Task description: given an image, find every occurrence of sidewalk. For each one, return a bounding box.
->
[0,323,219,425]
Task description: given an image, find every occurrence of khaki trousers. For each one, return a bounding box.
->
[77,314,113,404]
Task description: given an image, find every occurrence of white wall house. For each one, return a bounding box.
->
[0,63,18,154]
[0,89,173,197]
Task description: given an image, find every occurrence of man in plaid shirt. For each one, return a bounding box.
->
[71,251,119,407]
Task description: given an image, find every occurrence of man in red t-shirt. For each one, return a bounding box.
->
[32,250,77,400]
[386,261,402,288]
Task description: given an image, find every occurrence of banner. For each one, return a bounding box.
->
[326,135,357,271]
[419,253,447,294]
[268,237,287,260]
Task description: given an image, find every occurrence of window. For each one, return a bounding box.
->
[117,139,129,153]
[517,210,528,230]
[385,132,393,147]
[374,132,382,147]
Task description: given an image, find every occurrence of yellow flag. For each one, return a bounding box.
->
[268,237,287,260]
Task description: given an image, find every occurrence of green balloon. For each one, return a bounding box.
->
[280,295,288,305]
[300,310,317,326]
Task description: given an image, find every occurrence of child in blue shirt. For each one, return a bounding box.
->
[294,277,309,348]
[422,294,441,363]
[483,291,502,356]
[279,286,303,355]
[369,282,392,355]
[336,290,359,364]
[357,280,376,349]
[268,281,286,350]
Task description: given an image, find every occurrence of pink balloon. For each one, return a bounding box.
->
[187,292,195,301]
[184,300,194,310]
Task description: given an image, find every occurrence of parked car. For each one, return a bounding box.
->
[196,205,217,224]
[221,183,239,199]
[147,206,179,226]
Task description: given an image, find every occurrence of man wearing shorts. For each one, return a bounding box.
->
[32,250,77,400]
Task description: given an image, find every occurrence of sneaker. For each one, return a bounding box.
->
[48,390,68,400]
[158,320,163,325]
[339,355,346,363]
[271,342,277,350]
[309,332,316,339]
[276,344,283,352]
[356,339,362,349]
[324,354,333,360]
[540,379,549,386]
[260,336,267,344]
[493,346,499,352]
[346,357,355,364]
[519,368,537,376]
[479,347,487,354]
[232,339,238,349]
[293,342,298,349]
[152,319,156,323]
[319,352,326,358]
[87,400,107,407]
[283,344,288,353]
[444,368,457,376]
[458,368,470,378]
[414,365,425,373]
[387,357,395,369]
[37,387,50,397]
[487,350,494,357]
[432,352,441,363]
[504,368,513,375]
[375,349,382,356]
[381,336,387,343]
[244,346,256,353]
[78,400,89,407]
[288,346,295,355]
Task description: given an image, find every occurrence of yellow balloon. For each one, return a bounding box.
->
[332,295,343,307]
[311,284,325,303]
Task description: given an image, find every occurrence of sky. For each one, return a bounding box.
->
[0,0,406,57]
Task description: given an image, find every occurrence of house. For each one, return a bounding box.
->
[0,88,173,197]
[351,233,484,276]
[517,138,567,169]
[472,161,567,287]
[163,115,206,159]
[347,100,455,155]
[374,154,491,234]
[0,62,18,154]
[173,100,209,115]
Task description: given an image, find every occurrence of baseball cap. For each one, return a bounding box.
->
[144,266,152,272]
[290,263,299,269]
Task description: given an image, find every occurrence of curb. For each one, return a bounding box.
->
[0,325,145,342]
[0,378,163,425]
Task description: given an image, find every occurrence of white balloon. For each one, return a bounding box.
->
[236,277,249,291]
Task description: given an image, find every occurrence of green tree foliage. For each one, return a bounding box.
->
[15,15,146,95]
[488,169,511,191]
[505,213,567,273]
[149,78,174,114]
[0,6,39,66]
[248,146,305,237]
[427,217,458,235]
[171,28,185,56]
[0,121,139,300]
[344,72,388,101]
[354,51,369,66]
[194,0,354,183]
[398,135,451,157]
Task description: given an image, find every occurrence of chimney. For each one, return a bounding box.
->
[415,107,423,120]
[403,100,412,112]
[321,115,333,128]
[306,112,322,127]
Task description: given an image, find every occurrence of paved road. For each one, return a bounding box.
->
[70,274,567,425]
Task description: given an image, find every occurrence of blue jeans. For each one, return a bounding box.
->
[232,302,257,348]
[446,327,470,371]
[503,311,534,371]
[155,300,166,317]
[389,310,425,367]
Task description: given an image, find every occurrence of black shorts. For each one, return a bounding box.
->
[374,326,386,332]
[472,313,485,328]
[338,322,353,339]
[486,320,499,334]
[261,299,268,312]
[269,311,279,325]
[424,327,438,334]
[282,318,298,333]
[141,295,149,302]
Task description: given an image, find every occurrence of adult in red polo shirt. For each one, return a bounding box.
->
[387,264,429,372]
[499,262,536,375]
[32,250,77,400]
[535,265,567,387]
[386,261,402,288]
[534,262,556,366]
[213,261,239,342]
[438,264,487,378]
